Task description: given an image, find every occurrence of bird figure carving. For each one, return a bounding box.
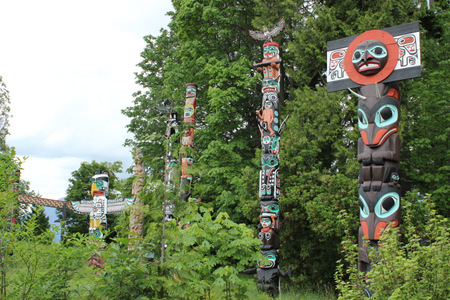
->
[249,18,285,42]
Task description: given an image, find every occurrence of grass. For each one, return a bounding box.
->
[246,282,336,300]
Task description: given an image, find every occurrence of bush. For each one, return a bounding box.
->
[335,193,449,299]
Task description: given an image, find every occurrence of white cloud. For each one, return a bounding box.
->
[0,0,173,199]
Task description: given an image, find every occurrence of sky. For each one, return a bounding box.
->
[1,0,173,200]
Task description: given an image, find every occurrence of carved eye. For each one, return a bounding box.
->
[268,158,278,167]
[357,109,368,130]
[380,107,393,122]
[265,233,272,240]
[269,203,279,213]
[266,254,276,261]
[352,50,364,63]
[369,46,387,58]
[375,104,398,127]
[359,194,369,218]
[375,192,400,218]
[381,197,395,214]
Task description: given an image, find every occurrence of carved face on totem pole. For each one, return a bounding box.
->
[262,78,279,93]
[263,42,280,60]
[358,83,400,147]
[258,214,280,249]
[343,30,399,87]
[257,249,278,269]
[90,171,109,197]
[182,128,194,147]
[262,135,280,154]
[261,200,280,217]
[184,84,197,123]
[359,185,400,240]
[352,40,388,76]
[186,83,197,98]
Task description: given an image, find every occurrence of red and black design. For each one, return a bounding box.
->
[179,83,197,202]
[242,19,290,298]
[328,23,422,297]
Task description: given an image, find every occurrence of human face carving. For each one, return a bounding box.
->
[352,40,388,76]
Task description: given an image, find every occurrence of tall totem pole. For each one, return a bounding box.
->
[179,83,197,202]
[128,148,145,250]
[163,105,179,223]
[326,22,421,295]
[161,85,198,260]
[247,19,290,296]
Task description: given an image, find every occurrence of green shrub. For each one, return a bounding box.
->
[335,194,449,299]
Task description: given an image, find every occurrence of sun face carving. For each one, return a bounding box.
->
[352,40,389,76]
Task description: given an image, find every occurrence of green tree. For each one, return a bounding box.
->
[123,0,449,290]
[6,213,93,299]
[17,178,51,236]
[0,76,10,151]
[58,160,123,235]
[401,1,450,216]
[123,0,262,223]
[22,206,50,237]
[165,202,261,299]
[0,147,22,298]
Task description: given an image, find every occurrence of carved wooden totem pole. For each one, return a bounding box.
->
[246,19,290,297]
[327,22,421,296]
[179,83,197,202]
[128,148,145,250]
[71,171,135,238]
[163,108,179,222]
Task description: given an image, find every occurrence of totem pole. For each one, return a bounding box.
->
[179,83,197,202]
[18,172,136,238]
[326,22,421,296]
[161,102,179,261]
[71,171,135,238]
[128,148,145,250]
[245,18,290,296]
[163,107,179,222]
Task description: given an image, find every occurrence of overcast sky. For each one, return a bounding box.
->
[1,0,173,200]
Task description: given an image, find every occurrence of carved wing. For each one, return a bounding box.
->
[71,200,94,214]
[106,198,135,214]
[249,30,266,41]
[269,18,285,38]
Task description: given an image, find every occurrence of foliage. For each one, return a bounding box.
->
[1,0,447,298]
[123,0,261,223]
[0,76,10,151]
[0,147,21,299]
[336,193,450,299]
[121,0,449,290]
[6,215,93,299]
[85,237,169,299]
[401,3,450,216]
[165,201,261,299]
[21,206,50,236]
